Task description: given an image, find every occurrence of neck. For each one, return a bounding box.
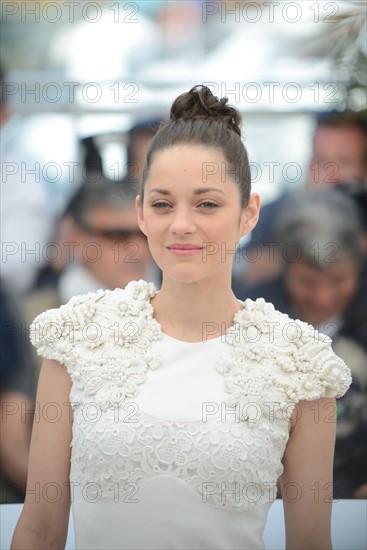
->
[151,274,243,342]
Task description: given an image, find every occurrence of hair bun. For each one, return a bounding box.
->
[170,85,242,136]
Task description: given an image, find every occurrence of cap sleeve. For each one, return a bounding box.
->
[288,321,352,402]
[219,299,353,420]
[29,290,107,375]
[29,281,162,409]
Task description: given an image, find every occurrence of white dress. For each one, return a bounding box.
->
[30,280,352,550]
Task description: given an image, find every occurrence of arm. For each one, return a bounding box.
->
[0,392,34,493]
[11,359,73,549]
[279,397,337,550]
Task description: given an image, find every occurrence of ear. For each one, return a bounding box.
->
[239,192,260,238]
[135,195,147,236]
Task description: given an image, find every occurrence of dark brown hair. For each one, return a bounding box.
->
[140,85,251,207]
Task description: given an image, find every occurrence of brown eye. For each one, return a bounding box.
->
[199,202,218,208]
[152,202,170,208]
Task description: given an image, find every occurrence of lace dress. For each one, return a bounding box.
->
[30,280,351,550]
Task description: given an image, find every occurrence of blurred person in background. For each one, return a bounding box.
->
[123,119,162,184]
[32,119,162,293]
[79,119,162,185]
[24,178,158,338]
[307,110,367,187]
[239,189,367,499]
[0,64,54,295]
[233,109,367,290]
[0,280,37,503]
[58,178,157,300]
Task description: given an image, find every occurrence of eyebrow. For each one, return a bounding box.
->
[148,187,226,196]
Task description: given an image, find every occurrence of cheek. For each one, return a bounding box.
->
[142,213,161,235]
[294,284,313,301]
[287,273,313,300]
[99,248,117,267]
[209,215,242,242]
[74,235,88,258]
[144,230,165,266]
[138,240,152,258]
[337,277,358,300]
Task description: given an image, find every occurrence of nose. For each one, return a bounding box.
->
[169,205,196,235]
[312,285,336,311]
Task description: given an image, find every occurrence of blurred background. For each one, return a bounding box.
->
[1,0,366,211]
[0,0,366,505]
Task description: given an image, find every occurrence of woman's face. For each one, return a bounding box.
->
[136,144,259,286]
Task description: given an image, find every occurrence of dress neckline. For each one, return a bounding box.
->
[152,297,247,345]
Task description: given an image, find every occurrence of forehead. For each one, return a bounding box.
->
[146,144,235,190]
[314,125,365,156]
[291,256,357,277]
[87,204,138,226]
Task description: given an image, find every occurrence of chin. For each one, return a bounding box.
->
[163,265,207,285]
[167,263,226,286]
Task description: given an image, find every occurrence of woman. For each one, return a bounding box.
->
[12,86,351,550]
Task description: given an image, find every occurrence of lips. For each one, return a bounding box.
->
[167,243,203,250]
[166,243,204,256]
